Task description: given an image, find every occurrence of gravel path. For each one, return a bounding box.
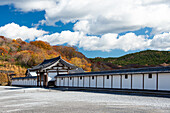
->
[1,86,170,113]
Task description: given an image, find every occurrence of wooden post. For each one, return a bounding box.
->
[156,73,158,90]
[120,75,122,89]
[96,76,97,88]
[43,72,46,87]
[111,75,113,88]
[40,72,41,87]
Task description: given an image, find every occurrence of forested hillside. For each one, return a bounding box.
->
[0,36,91,85]
[90,50,170,71]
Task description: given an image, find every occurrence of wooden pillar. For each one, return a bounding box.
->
[40,72,41,87]
[45,72,47,87]
[111,75,113,88]
[43,72,45,87]
[120,75,122,89]
[96,76,97,88]
[156,73,158,90]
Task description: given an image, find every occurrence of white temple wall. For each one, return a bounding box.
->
[104,75,111,88]
[122,75,131,89]
[113,75,121,88]
[158,73,170,91]
[78,76,83,87]
[132,74,143,89]
[84,76,90,87]
[144,74,156,90]
[97,76,103,88]
[89,76,96,88]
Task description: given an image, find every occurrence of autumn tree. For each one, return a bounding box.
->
[30,41,52,50]
[70,57,91,72]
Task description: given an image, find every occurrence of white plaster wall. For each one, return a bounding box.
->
[73,77,78,87]
[78,77,83,87]
[60,78,64,86]
[68,77,73,87]
[90,76,96,88]
[97,76,103,88]
[104,75,111,88]
[158,73,170,91]
[64,77,69,86]
[132,74,143,89]
[113,75,121,88]
[56,78,60,86]
[122,75,131,89]
[84,76,90,87]
[144,74,156,90]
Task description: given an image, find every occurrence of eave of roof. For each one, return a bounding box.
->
[12,76,37,80]
[55,66,170,77]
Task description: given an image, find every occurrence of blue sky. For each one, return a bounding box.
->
[0,0,169,58]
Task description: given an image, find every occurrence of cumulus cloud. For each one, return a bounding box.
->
[37,31,170,52]
[150,32,170,50]
[1,0,170,34]
[37,31,83,46]
[79,33,150,52]
[0,23,48,41]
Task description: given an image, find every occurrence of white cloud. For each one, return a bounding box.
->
[1,0,170,35]
[79,33,150,52]
[38,31,170,52]
[150,32,170,50]
[0,23,48,41]
[37,31,84,46]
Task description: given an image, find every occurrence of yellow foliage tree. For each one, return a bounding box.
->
[70,57,91,72]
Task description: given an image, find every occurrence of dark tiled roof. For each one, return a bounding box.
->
[29,56,76,71]
[56,66,170,77]
[12,76,37,80]
[0,70,14,73]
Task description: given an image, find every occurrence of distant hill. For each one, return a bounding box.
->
[90,50,170,71]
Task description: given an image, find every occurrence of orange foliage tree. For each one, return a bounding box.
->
[70,57,91,72]
[30,41,52,50]
[0,47,8,55]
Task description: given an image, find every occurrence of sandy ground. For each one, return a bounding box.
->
[1,86,170,113]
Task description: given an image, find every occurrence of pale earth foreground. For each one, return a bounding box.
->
[1,86,170,113]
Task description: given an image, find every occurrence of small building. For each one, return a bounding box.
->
[12,56,83,87]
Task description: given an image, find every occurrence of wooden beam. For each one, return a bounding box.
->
[96,76,97,88]
[111,75,113,88]
[156,73,158,90]
[40,73,41,87]
[120,75,122,89]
